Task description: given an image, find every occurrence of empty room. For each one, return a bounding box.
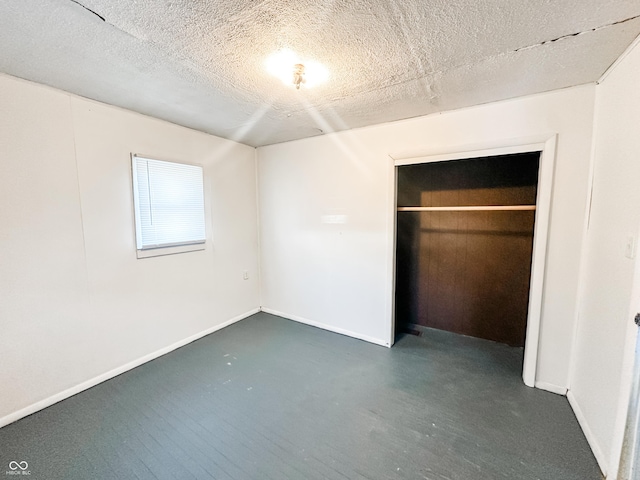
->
[2,1,640,479]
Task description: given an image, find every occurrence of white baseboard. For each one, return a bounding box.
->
[567,390,608,477]
[534,381,568,396]
[260,307,390,347]
[0,308,260,429]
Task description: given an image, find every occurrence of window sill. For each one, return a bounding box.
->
[136,242,206,259]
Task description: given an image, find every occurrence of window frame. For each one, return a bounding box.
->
[130,153,207,259]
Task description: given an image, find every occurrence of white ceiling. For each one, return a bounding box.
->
[1,1,639,147]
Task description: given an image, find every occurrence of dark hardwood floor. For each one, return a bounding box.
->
[0,312,601,479]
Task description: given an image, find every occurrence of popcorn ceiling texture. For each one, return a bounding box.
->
[1,0,639,146]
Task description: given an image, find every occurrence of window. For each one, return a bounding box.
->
[131,154,206,258]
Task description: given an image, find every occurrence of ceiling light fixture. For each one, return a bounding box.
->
[265,49,328,90]
[293,63,305,89]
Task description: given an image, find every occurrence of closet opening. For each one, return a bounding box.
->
[394,151,541,372]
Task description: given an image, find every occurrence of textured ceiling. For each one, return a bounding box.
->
[1,1,639,147]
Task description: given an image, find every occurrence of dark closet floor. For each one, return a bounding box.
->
[0,312,601,480]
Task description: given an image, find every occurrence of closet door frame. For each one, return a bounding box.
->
[387,134,558,388]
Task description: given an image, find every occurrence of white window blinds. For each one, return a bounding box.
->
[131,155,206,250]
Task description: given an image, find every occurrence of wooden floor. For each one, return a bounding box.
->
[0,312,601,479]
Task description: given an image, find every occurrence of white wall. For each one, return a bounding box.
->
[570,39,640,478]
[0,74,260,424]
[258,85,596,390]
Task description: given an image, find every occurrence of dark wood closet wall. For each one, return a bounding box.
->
[395,153,540,347]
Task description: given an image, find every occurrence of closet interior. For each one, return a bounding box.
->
[394,152,541,348]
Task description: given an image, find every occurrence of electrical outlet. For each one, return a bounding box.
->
[243,270,249,280]
[625,235,636,259]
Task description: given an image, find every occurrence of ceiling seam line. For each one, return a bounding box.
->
[514,14,640,53]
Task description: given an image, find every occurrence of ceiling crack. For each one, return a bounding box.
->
[68,0,105,22]
[330,13,640,104]
[513,14,640,53]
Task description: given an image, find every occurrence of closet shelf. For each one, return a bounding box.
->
[397,205,536,212]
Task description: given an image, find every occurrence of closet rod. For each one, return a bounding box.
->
[397,205,536,212]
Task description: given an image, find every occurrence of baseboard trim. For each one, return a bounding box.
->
[534,381,568,396]
[0,308,260,429]
[260,307,390,347]
[567,390,607,477]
